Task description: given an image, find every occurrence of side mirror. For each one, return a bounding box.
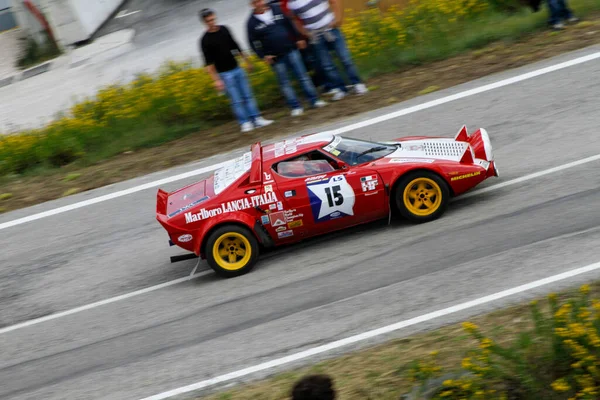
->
[336,160,349,170]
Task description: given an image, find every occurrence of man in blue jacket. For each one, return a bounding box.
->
[247,0,327,117]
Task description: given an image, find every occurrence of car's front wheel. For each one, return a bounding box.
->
[394,171,450,223]
[205,225,259,278]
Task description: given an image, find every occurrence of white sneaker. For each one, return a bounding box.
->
[332,91,346,101]
[354,83,369,95]
[324,88,341,96]
[313,100,327,108]
[241,122,254,133]
[254,116,274,128]
[291,108,304,117]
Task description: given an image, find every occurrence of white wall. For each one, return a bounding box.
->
[14,0,124,46]
[68,0,122,37]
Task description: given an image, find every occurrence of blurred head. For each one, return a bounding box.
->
[291,375,336,400]
[250,0,268,13]
[199,8,217,30]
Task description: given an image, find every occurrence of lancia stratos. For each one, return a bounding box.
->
[156,126,499,278]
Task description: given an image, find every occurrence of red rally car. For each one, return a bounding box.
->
[156,126,499,278]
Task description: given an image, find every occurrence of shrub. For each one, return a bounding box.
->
[408,285,600,400]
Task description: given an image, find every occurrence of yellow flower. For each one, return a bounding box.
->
[552,378,570,392]
[462,322,479,333]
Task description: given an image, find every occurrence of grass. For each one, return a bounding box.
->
[198,281,600,400]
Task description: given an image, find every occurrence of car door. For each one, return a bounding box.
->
[270,160,388,241]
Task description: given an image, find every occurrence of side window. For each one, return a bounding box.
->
[273,151,339,178]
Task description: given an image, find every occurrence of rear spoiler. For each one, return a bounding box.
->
[250,142,262,184]
[455,125,493,163]
[157,188,169,215]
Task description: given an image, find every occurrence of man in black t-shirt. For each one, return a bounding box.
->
[199,8,273,133]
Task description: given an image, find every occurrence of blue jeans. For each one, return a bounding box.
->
[312,28,362,93]
[219,67,260,125]
[547,0,573,25]
[302,42,335,92]
[272,49,319,109]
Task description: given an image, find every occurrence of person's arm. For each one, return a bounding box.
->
[200,38,224,92]
[224,25,254,71]
[275,4,305,49]
[328,0,343,27]
[247,21,265,59]
[284,5,311,38]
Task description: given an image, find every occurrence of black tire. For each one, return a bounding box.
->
[394,170,450,223]
[205,224,259,278]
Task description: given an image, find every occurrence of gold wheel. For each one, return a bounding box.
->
[402,177,443,217]
[212,232,252,271]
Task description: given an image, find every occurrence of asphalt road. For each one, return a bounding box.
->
[1,45,600,400]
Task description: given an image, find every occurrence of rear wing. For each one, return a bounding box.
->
[455,125,493,163]
[250,142,262,184]
[157,188,168,216]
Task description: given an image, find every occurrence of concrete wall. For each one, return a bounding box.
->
[68,0,122,37]
[10,0,47,44]
[10,0,123,48]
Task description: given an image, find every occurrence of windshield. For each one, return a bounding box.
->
[322,136,397,165]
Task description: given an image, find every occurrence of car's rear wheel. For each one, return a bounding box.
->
[395,171,450,223]
[205,225,259,278]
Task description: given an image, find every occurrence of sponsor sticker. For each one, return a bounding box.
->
[284,209,303,221]
[178,234,193,243]
[269,211,286,227]
[284,190,296,198]
[277,230,294,238]
[184,192,278,224]
[451,171,482,181]
[277,201,283,211]
[276,226,287,232]
[288,220,303,229]
[274,139,299,157]
[405,145,424,151]
[214,152,252,194]
[261,215,270,225]
[263,172,273,183]
[389,158,435,163]
[361,179,378,192]
[323,136,342,153]
[360,175,376,182]
[269,204,277,210]
[167,196,209,218]
[264,184,273,193]
[306,175,355,223]
[305,174,327,183]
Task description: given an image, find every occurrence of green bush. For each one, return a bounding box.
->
[407,285,600,399]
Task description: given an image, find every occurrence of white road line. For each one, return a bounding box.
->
[115,9,141,18]
[0,153,599,336]
[459,153,600,200]
[0,270,211,335]
[1,49,599,232]
[0,161,228,232]
[139,261,600,400]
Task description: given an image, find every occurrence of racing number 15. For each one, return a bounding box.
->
[324,185,343,207]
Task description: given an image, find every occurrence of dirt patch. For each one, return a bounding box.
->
[1,17,599,214]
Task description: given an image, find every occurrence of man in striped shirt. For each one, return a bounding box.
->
[284,0,368,101]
